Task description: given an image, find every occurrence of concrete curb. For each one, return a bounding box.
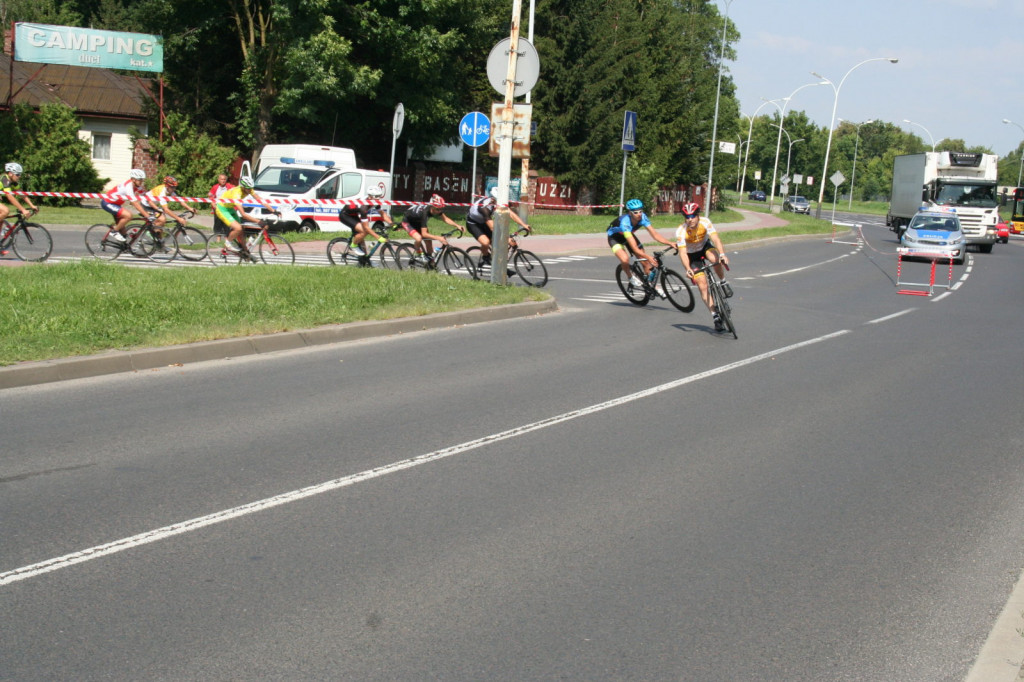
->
[0,298,558,390]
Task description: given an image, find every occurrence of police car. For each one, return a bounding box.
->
[900,207,967,264]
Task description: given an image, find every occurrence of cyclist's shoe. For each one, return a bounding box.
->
[350,245,366,257]
[721,280,734,298]
[629,275,643,288]
[481,255,492,266]
[713,314,725,332]
[654,284,666,298]
[0,249,8,257]
[108,231,127,244]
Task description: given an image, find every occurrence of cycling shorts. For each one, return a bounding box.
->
[687,241,718,268]
[466,220,491,240]
[401,222,423,237]
[607,231,644,254]
[215,203,242,224]
[339,211,363,230]
[101,200,130,219]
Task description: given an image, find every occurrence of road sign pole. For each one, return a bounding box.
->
[389,103,404,198]
[619,152,628,213]
[492,0,523,285]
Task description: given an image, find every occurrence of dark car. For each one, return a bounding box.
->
[783,195,811,214]
[748,190,766,201]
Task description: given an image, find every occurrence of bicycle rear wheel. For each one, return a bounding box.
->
[464,245,485,278]
[615,262,650,306]
[442,246,475,277]
[207,235,245,265]
[660,268,695,313]
[147,227,178,263]
[84,223,125,261]
[259,233,296,264]
[378,242,402,270]
[395,243,428,271]
[11,222,53,261]
[327,236,355,265]
[124,221,157,259]
[172,226,209,261]
[512,249,548,287]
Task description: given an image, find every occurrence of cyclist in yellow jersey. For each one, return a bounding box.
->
[141,176,197,234]
[675,202,732,331]
[0,162,37,255]
[214,175,280,257]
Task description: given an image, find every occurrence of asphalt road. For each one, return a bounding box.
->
[3,217,1024,680]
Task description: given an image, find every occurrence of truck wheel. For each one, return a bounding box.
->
[977,243,993,254]
[298,220,319,233]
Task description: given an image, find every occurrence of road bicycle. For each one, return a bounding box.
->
[691,257,736,339]
[393,229,475,277]
[465,227,549,287]
[208,217,296,265]
[326,221,402,269]
[615,246,695,313]
[155,209,210,263]
[0,208,52,262]
[84,211,171,262]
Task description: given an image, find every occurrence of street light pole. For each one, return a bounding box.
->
[1002,118,1024,187]
[706,0,734,213]
[768,81,826,212]
[812,57,898,219]
[770,123,803,196]
[738,98,782,202]
[902,119,935,152]
[840,118,873,209]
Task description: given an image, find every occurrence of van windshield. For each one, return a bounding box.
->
[255,166,332,194]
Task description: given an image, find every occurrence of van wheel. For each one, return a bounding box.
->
[298,220,319,234]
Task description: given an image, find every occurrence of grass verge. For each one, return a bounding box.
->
[1,261,546,365]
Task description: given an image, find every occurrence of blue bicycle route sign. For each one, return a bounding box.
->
[459,111,491,148]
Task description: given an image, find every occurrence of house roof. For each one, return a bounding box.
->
[0,53,152,120]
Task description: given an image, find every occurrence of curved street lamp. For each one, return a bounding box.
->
[903,119,935,152]
[768,81,827,211]
[812,57,899,218]
[738,98,783,202]
[706,0,734,212]
[840,118,873,209]
[770,123,804,195]
[1002,118,1024,187]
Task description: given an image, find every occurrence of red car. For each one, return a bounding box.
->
[995,221,1010,244]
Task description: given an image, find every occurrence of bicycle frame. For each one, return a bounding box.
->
[0,209,52,261]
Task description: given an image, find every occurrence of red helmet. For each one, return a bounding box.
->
[163,176,179,188]
[682,202,701,216]
[429,194,445,208]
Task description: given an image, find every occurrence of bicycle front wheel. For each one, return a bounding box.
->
[327,236,355,265]
[172,226,209,261]
[12,222,53,261]
[512,249,548,287]
[84,223,124,261]
[147,228,178,263]
[124,221,157,259]
[661,268,695,313]
[259,233,296,265]
[615,263,650,306]
[441,246,475,277]
[711,280,737,339]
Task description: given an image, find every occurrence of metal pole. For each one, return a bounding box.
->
[492,0,523,286]
[706,0,733,212]
[739,99,780,202]
[903,119,935,152]
[1002,119,1024,187]
[768,81,825,211]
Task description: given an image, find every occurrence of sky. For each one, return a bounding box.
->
[724,0,1024,157]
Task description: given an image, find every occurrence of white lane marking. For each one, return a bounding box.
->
[0,330,850,587]
[761,252,851,277]
[866,309,916,324]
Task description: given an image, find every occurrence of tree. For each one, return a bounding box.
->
[15,103,104,205]
[141,112,237,199]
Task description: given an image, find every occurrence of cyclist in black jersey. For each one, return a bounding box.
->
[465,187,531,265]
[340,187,391,255]
[400,194,463,262]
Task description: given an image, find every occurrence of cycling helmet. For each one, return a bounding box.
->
[5,162,23,174]
[366,186,385,199]
[489,186,499,200]
[682,202,701,216]
[129,168,146,180]
[239,175,255,189]
[429,194,445,208]
[163,176,178,187]
[625,198,643,211]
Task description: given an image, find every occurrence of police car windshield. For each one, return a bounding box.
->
[912,216,958,231]
[254,167,330,193]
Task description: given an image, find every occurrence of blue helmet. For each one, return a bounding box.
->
[625,199,643,211]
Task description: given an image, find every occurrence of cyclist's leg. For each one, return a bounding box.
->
[609,235,636,282]
[467,221,492,260]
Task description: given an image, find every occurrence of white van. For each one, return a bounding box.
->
[246,145,392,232]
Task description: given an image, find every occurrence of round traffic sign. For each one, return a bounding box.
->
[459,112,491,147]
[486,38,540,98]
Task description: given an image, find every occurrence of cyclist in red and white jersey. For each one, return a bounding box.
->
[100,169,149,244]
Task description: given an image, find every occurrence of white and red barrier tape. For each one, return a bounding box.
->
[8,190,625,211]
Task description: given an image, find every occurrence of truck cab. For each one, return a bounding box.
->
[247,145,391,232]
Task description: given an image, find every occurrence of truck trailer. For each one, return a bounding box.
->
[886,152,1000,253]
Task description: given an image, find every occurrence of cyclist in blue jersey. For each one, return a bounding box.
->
[608,198,675,288]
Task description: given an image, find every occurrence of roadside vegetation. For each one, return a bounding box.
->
[0,261,546,365]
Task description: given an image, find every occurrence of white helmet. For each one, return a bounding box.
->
[489,186,499,200]
[239,175,255,189]
[366,186,384,199]
[5,162,23,174]
[129,168,146,180]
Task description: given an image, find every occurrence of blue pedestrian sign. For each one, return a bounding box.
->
[622,111,638,151]
[459,111,491,148]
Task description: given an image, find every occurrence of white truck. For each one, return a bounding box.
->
[246,144,391,232]
[886,151,1000,253]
